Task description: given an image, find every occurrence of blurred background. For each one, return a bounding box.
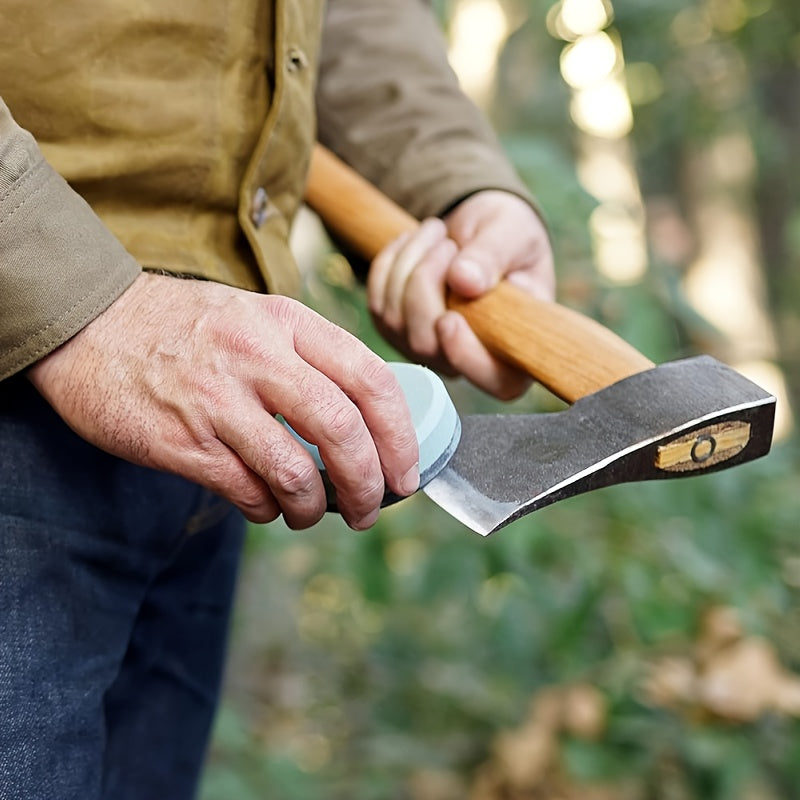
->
[200,1,800,797]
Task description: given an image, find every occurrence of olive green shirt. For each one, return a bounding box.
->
[0,0,533,381]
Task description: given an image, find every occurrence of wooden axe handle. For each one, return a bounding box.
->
[305,144,655,404]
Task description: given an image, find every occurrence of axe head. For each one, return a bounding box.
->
[422,356,776,536]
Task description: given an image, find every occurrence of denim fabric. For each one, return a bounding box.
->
[0,375,246,800]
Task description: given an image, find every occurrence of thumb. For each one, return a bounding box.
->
[446,241,503,299]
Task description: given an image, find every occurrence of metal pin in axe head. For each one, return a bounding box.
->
[303,145,777,535]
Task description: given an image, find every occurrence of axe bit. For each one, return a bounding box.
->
[304,145,777,535]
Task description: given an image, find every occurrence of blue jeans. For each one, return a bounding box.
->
[0,374,246,800]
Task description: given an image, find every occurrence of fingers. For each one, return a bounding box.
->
[368,217,450,330]
[193,452,282,526]
[255,300,420,528]
[164,356,406,532]
[446,227,508,297]
[367,193,556,403]
[436,311,532,400]
[181,354,413,532]
[211,407,329,529]
[272,375,388,530]
[331,357,420,500]
[369,223,534,397]
[367,230,413,321]
[445,191,556,302]
[402,238,459,368]
[286,356,418,524]
[368,219,459,375]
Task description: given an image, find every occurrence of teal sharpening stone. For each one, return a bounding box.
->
[389,362,461,488]
[283,362,461,509]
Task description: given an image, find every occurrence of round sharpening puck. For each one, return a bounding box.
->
[390,362,461,488]
[282,362,461,509]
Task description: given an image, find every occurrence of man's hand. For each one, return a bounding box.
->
[28,273,420,530]
[368,190,555,400]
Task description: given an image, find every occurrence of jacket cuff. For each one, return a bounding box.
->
[0,133,140,381]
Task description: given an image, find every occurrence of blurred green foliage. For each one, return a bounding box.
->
[201,1,800,798]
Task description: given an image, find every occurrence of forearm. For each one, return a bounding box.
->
[0,98,140,381]
[316,0,535,220]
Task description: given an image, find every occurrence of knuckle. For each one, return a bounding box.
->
[231,480,271,511]
[339,475,386,517]
[213,321,265,362]
[396,423,420,454]
[263,294,310,332]
[197,458,279,523]
[356,358,398,398]
[361,474,388,503]
[421,216,447,239]
[320,402,365,445]
[272,453,319,497]
[193,375,234,413]
[439,236,459,260]
[200,457,257,500]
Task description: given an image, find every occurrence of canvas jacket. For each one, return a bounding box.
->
[0,0,533,382]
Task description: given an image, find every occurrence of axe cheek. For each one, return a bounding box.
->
[422,356,776,536]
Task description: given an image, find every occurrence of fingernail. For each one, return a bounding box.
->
[455,259,486,292]
[352,508,380,531]
[400,463,420,496]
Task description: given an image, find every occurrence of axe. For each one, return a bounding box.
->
[303,145,776,535]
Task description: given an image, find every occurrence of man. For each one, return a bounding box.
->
[0,0,554,797]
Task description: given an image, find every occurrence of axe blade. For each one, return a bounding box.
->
[422,356,776,536]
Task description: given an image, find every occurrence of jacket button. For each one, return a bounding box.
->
[250,187,271,228]
[286,47,308,73]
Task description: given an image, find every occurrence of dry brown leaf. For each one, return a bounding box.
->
[697,637,783,721]
[494,722,558,789]
[561,684,607,740]
[641,656,696,708]
[696,605,744,664]
[642,606,800,722]
[469,683,618,800]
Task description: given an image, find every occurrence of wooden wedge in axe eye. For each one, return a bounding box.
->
[303,145,777,535]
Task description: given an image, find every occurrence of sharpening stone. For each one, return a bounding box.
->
[283,362,461,509]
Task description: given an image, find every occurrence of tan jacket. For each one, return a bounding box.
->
[0,0,532,381]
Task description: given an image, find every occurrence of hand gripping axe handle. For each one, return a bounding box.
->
[305,145,653,403]
[304,144,776,535]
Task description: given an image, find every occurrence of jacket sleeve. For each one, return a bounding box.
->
[0,99,141,381]
[315,0,534,220]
